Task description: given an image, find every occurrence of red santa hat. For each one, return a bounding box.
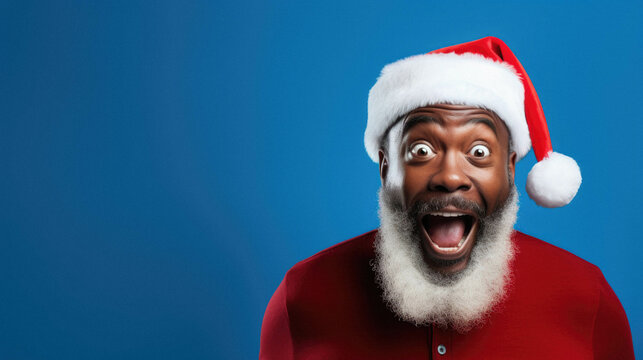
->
[365,36,581,208]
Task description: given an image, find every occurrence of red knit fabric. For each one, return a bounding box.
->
[260,231,634,359]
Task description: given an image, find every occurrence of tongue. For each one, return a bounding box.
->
[427,216,466,248]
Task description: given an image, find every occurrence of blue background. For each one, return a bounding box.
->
[2,0,641,358]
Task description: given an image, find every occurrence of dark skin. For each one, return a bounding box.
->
[379,104,517,274]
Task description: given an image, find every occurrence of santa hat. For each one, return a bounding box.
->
[365,36,581,208]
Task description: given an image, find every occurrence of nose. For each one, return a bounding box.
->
[428,152,472,193]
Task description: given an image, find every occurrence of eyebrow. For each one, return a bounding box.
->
[466,118,497,135]
[402,115,442,134]
[402,115,498,136]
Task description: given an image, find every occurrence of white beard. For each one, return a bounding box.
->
[373,186,519,332]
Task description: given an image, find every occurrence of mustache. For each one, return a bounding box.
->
[409,195,485,220]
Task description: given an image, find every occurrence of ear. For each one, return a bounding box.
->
[378,149,389,185]
[508,151,517,183]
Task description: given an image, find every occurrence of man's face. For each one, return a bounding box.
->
[379,104,517,274]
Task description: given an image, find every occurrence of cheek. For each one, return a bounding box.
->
[472,164,511,209]
[401,165,430,207]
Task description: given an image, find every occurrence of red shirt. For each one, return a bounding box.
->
[260,231,634,359]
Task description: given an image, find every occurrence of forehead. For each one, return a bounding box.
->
[399,103,509,140]
[404,104,500,129]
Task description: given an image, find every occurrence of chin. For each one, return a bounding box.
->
[373,186,519,332]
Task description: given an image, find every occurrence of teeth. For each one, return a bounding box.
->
[458,235,466,247]
[433,235,467,250]
[428,212,466,217]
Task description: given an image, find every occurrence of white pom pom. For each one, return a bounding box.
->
[526,152,582,208]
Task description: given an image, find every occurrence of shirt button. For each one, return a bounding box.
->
[437,344,446,355]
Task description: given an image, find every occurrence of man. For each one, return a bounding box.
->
[259,37,634,359]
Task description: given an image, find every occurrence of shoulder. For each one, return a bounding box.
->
[509,231,603,313]
[282,230,378,293]
[516,231,635,358]
[510,232,631,332]
[494,232,633,357]
[260,231,378,357]
[512,230,599,276]
[288,230,377,275]
[280,229,381,315]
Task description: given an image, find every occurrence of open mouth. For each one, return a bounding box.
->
[420,210,478,258]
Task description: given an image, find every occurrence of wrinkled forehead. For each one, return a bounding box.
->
[382,104,511,152]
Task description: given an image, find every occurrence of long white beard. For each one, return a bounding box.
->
[373,186,519,332]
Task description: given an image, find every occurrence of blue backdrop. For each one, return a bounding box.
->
[2,0,641,358]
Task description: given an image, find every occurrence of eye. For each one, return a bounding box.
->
[469,144,490,158]
[407,142,435,160]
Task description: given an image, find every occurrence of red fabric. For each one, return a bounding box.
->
[259,231,634,359]
[430,36,553,161]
